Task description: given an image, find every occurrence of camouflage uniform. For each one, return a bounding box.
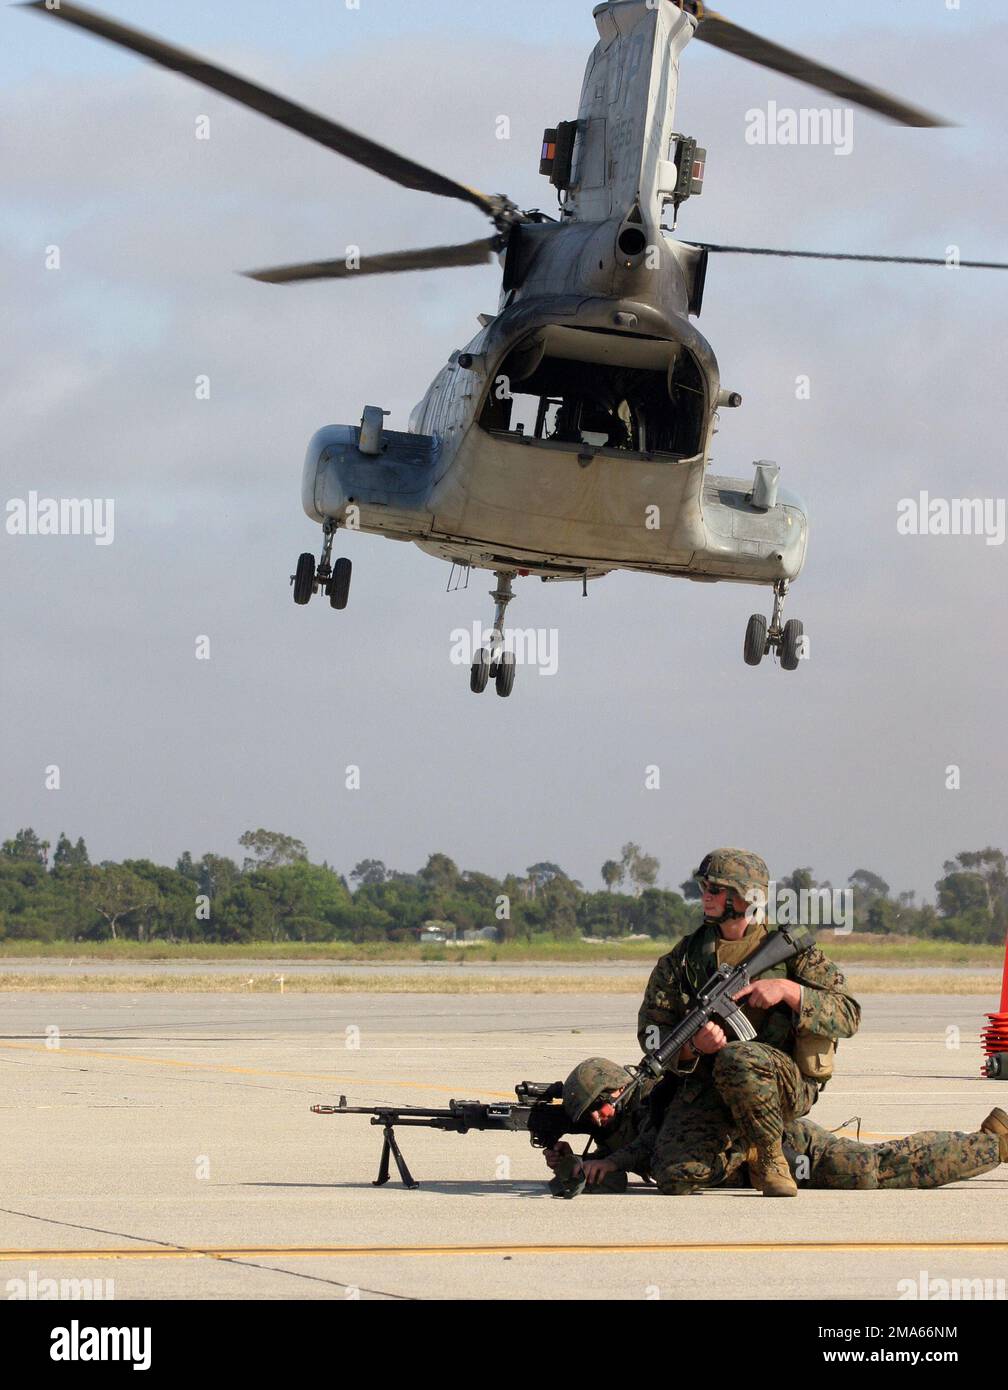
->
[638,907,860,1194]
[555,1057,660,1193]
[589,1088,658,1189]
[784,1118,1002,1190]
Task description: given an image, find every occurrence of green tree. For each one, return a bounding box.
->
[238,829,308,871]
[526,863,568,895]
[540,873,580,938]
[419,853,459,895]
[848,869,889,899]
[76,866,159,940]
[781,867,815,894]
[2,828,50,865]
[52,833,90,874]
[936,871,989,919]
[601,859,623,892]
[350,859,388,887]
[250,862,352,942]
[620,843,659,895]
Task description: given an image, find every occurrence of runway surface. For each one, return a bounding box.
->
[1,991,1005,1300]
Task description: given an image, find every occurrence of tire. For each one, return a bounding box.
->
[329,556,352,610]
[744,613,767,666]
[780,618,804,671]
[293,552,316,605]
[470,649,490,693]
[495,650,516,698]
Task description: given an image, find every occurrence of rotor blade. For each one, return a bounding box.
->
[689,243,1008,270]
[243,238,501,284]
[694,8,951,127]
[22,1,502,216]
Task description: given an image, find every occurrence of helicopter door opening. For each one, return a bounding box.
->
[479,326,706,458]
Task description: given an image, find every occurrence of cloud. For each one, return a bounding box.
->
[2,2,1006,899]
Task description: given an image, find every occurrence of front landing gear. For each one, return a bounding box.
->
[291,521,353,610]
[744,581,804,671]
[470,571,517,698]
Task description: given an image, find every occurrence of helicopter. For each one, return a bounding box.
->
[27,1,1008,696]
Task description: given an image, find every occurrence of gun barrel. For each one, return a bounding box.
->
[310,1104,458,1119]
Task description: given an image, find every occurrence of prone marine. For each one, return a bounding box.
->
[545,1054,1008,1194]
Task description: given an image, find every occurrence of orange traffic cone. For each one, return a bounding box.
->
[981,928,1008,1077]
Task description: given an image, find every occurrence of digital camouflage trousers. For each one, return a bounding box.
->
[651,1041,818,1194]
[788,1119,1001,1189]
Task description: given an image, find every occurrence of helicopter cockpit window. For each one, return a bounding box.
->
[479,332,705,459]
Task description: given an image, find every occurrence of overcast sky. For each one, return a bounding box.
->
[2,0,1006,902]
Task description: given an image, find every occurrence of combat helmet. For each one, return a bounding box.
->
[562,1057,632,1122]
[694,848,769,904]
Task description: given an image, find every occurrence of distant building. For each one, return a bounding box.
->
[462,925,501,943]
[417,921,502,945]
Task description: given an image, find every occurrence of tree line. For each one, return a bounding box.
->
[0,828,1005,946]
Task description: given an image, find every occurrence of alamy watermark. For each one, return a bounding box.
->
[7,1273,115,1300]
[450,623,559,677]
[746,881,854,933]
[897,492,1005,545]
[898,1270,1006,1301]
[5,492,115,546]
[745,101,854,157]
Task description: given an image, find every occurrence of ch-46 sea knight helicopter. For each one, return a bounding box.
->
[30,2,1008,695]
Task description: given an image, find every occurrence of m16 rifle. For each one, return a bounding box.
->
[311,1080,594,1192]
[611,926,814,1120]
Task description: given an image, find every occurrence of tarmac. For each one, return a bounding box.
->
[1,990,1005,1301]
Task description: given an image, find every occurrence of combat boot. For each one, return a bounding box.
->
[750,1139,798,1197]
[980,1107,1008,1163]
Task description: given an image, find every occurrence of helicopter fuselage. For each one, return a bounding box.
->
[302,0,808,590]
[302,274,807,587]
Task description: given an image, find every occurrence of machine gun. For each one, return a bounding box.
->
[311,1080,594,1191]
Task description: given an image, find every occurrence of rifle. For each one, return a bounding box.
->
[612,925,814,1119]
[311,1080,595,1192]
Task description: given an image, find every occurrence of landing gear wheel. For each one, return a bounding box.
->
[293,552,315,605]
[329,556,352,610]
[780,619,804,671]
[744,614,767,666]
[495,650,516,698]
[470,649,490,694]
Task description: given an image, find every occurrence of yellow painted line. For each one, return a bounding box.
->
[2,1240,1007,1263]
[0,1040,511,1098]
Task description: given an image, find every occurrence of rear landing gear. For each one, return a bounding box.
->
[329,556,352,610]
[291,521,352,610]
[293,552,315,606]
[470,571,517,697]
[744,581,804,670]
[744,613,767,666]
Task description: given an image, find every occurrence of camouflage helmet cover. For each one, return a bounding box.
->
[694,848,769,901]
[562,1057,632,1122]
